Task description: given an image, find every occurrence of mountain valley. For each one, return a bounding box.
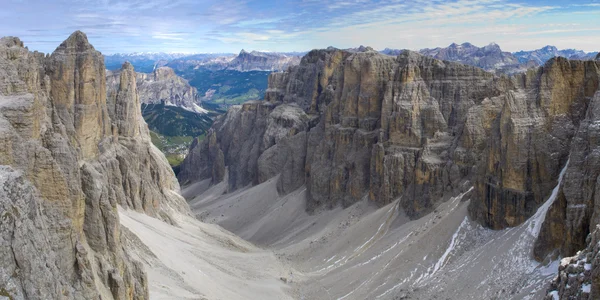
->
[1,29,600,300]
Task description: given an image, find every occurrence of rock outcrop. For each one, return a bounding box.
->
[534,82,600,260]
[0,31,189,299]
[545,225,600,299]
[414,43,597,74]
[514,45,598,65]
[180,47,600,267]
[419,42,522,73]
[164,50,302,73]
[179,101,309,195]
[227,49,301,72]
[107,66,203,114]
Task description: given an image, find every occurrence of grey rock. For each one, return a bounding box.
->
[0,31,189,299]
[166,50,301,72]
[545,225,600,299]
[515,45,598,65]
[420,42,520,71]
[181,47,600,252]
[107,65,202,114]
[179,102,309,193]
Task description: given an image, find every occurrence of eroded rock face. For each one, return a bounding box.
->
[181,48,600,251]
[179,101,309,194]
[107,66,202,113]
[228,49,301,72]
[534,87,600,260]
[0,32,189,299]
[419,42,521,72]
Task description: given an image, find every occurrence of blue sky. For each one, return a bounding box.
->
[2,0,599,54]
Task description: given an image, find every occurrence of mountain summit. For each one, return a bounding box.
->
[0,31,189,299]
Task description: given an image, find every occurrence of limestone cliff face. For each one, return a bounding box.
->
[107,66,202,113]
[179,101,309,195]
[228,49,301,72]
[182,49,502,215]
[534,83,600,260]
[0,32,189,299]
[181,48,600,267]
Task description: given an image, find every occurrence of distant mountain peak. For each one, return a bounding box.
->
[542,45,558,51]
[482,42,501,51]
[57,30,94,52]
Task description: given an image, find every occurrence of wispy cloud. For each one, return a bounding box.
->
[1,0,599,54]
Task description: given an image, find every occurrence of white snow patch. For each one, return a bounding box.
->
[192,103,209,114]
[582,283,591,293]
[528,159,570,237]
[432,217,468,275]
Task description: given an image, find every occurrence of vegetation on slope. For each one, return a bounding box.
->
[180,69,270,105]
[142,103,215,168]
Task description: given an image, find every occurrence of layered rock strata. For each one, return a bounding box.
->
[107,66,202,113]
[0,31,189,299]
[180,48,600,263]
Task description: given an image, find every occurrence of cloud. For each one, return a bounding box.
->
[152,33,188,40]
[2,0,600,54]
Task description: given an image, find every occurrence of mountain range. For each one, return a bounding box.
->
[514,45,598,65]
[106,66,217,168]
[2,30,600,300]
[105,50,304,73]
[410,43,596,74]
[180,47,600,299]
[107,66,204,114]
[106,44,597,77]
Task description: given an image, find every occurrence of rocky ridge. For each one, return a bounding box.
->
[383,43,598,75]
[0,31,189,299]
[164,50,302,72]
[107,66,204,114]
[419,42,520,72]
[180,48,600,298]
[515,45,599,65]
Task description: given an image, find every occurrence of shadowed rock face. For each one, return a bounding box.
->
[0,31,189,299]
[180,48,600,263]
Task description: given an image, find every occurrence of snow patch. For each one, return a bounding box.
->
[582,283,591,293]
[528,159,570,237]
[432,217,468,275]
[192,103,209,114]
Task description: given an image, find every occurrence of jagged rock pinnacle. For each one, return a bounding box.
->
[121,61,134,71]
[56,30,94,52]
[0,36,23,48]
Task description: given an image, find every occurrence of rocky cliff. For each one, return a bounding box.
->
[514,45,599,65]
[420,42,520,70]
[0,31,189,299]
[165,50,301,72]
[227,49,301,72]
[180,47,600,272]
[107,66,203,114]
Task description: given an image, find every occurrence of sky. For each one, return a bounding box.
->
[1,0,600,54]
